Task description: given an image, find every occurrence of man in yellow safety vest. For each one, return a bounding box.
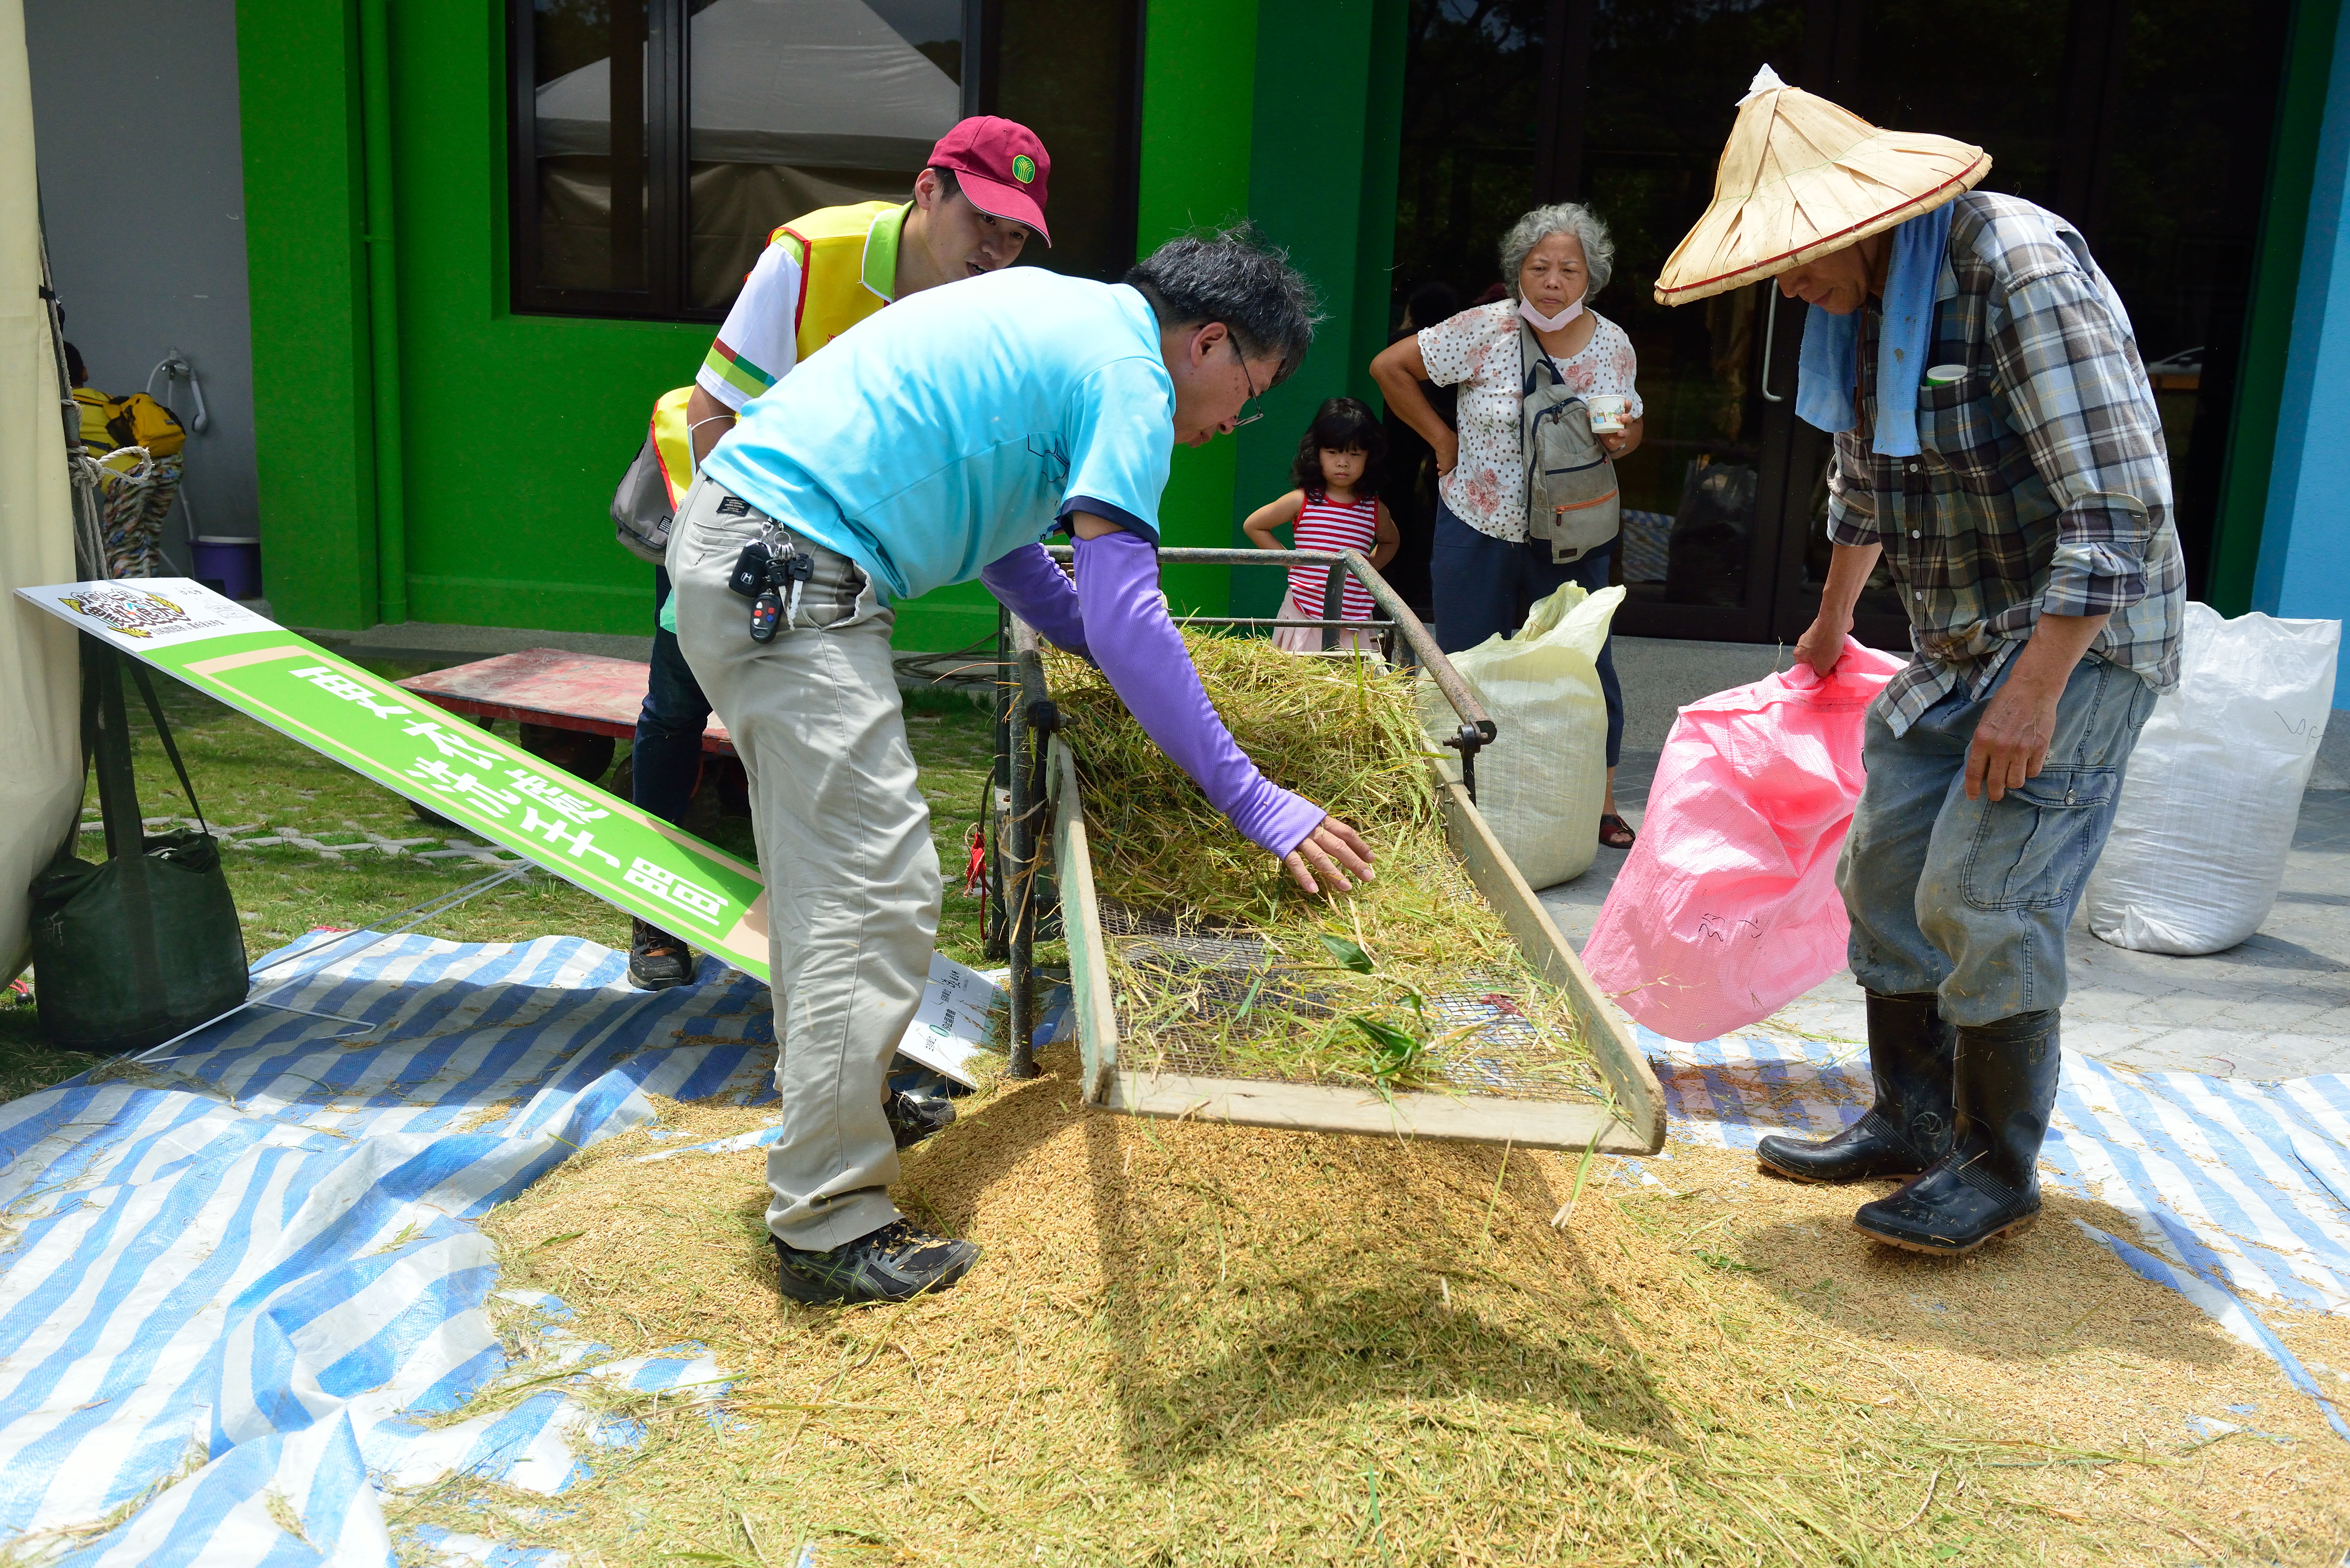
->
[625,118,1052,1017]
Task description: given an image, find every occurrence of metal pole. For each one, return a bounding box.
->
[359,0,408,625]
[1003,618,1056,1080]
[985,604,1011,961]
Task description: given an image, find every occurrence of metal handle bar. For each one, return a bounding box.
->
[1010,619,1060,739]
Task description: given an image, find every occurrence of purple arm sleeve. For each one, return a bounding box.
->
[980,543,1090,659]
[1070,525,1326,859]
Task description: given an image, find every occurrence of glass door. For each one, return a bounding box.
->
[1574,0,1810,644]
[1758,0,2292,644]
[1393,0,2296,650]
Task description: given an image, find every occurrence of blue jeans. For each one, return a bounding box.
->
[1429,501,1625,767]
[634,567,715,826]
[1837,652,2157,1026]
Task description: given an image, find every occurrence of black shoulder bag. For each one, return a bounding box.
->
[28,636,250,1054]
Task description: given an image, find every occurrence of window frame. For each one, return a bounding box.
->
[506,0,1141,323]
[507,0,691,319]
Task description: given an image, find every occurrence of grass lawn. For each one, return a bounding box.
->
[2,658,999,1100]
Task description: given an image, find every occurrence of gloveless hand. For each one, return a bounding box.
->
[1793,611,1852,679]
[1965,673,2061,802]
[1283,815,1375,895]
[1432,431,1459,477]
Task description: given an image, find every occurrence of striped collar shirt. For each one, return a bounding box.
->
[1824,192,2186,736]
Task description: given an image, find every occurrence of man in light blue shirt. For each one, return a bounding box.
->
[699,265,1178,602]
[667,229,1375,1306]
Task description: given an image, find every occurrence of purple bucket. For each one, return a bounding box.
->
[190,536,262,600]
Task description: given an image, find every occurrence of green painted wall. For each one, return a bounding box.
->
[236,0,1408,645]
[390,0,701,641]
[235,0,379,631]
[1227,0,1408,618]
[1134,0,1258,618]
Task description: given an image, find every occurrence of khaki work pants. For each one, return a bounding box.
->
[671,477,939,1252]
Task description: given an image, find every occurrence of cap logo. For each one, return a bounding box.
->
[1011,154,1036,185]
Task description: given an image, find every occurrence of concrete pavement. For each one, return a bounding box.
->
[1543,636,2350,1082]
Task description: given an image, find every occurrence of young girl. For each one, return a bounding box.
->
[1242,397,1400,654]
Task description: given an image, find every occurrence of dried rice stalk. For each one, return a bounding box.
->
[1047,636,1596,1094]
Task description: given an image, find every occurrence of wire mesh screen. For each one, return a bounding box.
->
[1100,898,1605,1103]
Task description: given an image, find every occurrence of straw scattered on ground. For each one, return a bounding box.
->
[390,1055,2350,1566]
[1047,638,1596,1095]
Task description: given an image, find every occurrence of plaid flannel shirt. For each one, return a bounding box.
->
[1825,193,2186,735]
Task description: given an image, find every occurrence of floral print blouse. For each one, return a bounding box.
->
[1416,300,1643,542]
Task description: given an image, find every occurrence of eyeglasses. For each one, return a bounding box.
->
[1227,332,1266,428]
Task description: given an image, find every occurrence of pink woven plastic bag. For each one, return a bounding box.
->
[1582,643,1905,1042]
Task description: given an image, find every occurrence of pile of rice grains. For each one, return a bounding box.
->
[402,1077,2350,1565]
[1044,636,1597,1101]
[386,635,2349,1564]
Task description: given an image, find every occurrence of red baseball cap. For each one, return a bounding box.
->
[927,117,1052,246]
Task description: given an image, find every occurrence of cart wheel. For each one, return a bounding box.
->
[519,723,616,785]
[707,756,753,818]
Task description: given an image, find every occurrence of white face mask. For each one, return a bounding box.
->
[1519,297,1584,333]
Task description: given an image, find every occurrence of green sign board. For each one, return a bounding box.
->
[17,578,773,981]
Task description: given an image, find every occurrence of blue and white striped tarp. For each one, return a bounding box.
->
[1,938,2345,1564]
[1647,1027,2350,1436]
[0,933,777,1565]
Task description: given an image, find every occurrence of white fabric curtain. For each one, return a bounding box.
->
[0,0,83,978]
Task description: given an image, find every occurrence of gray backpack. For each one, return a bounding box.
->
[610,426,677,566]
[1519,320,1621,565]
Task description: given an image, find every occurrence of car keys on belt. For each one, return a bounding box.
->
[730,525,813,644]
[748,582,785,641]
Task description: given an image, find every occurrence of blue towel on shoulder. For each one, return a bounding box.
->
[1793,203,1954,458]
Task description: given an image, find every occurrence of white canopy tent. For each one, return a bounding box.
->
[534,0,961,172]
[0,0,83,979]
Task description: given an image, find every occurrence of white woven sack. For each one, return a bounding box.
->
[1420,583,1623,889]
[2083,604,2339,955]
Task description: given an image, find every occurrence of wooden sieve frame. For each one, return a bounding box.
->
[994,547,1663,1155]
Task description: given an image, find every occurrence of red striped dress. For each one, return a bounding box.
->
[1286,493,1381,621]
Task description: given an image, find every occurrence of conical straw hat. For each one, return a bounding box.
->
[1653,65,1990,306]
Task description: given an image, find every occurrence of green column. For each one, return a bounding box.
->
[2209,0,2344,613]
[1228,0,1406,619]
[1134,0,1259,618]
[235,0,378,630]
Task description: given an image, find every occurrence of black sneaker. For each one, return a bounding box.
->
[627,918,694,990]
[884,1089,955,1149]
[772,1220,979,1305]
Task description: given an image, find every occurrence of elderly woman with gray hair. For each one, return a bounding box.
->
[1372,201,1644,847]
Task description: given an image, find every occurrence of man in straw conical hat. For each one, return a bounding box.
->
[1656,68,2185,1258]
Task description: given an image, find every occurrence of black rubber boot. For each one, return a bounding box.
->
[1755,990,1954,1183]
[1853,1008,2061,1255]
[627,917,694,991]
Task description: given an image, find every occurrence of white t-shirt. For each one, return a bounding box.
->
[691,203,906,411]
[701,270,1176,605]
[1416,300,1643,542]
[695,239,811,412]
